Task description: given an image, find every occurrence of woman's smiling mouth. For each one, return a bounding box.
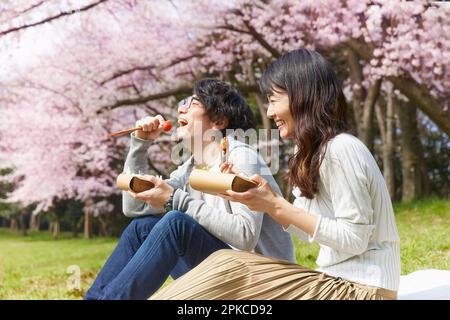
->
[275,120,286,128]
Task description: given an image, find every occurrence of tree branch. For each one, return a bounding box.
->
[1,0,108,36]
[218,21,281,58]
[97,86,193,114]
[242,20,281,58]
[345,39,372,60]
[0,1,46,26]
[99,64,155,85]
[217,25,252,35]
[389,76,449,136]
[345,39,450,136]
[19,1,46,14]
[97,83,260,114]
[100,54,202,85]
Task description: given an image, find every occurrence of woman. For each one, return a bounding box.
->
[151,49,401,300]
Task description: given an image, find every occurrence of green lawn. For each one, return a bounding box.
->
[0,231,116,299]
[0,198,448,299]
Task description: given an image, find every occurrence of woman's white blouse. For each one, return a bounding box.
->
[286,133,401,291]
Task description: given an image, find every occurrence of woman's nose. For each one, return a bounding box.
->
[266,104,275,119]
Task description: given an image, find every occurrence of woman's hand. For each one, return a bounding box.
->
[219,161,237,174]
[220,161,251,179]
[220,162,317,232]
[220,174,284,214]
[127,175,173,209]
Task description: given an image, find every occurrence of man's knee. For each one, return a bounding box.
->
[162,210,192,224]
[123,215,160,239]
[159,210,198,235]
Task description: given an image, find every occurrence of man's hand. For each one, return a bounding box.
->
[127,175,173,209]
[134,115,167,140]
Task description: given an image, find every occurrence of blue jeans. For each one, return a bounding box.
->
[84,210,230,300]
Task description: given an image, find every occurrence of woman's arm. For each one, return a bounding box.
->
[221,135,377,255]
[221,174,318,235]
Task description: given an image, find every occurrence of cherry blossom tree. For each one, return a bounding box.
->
[186,0,449,134]
[0,0,448,229]
[177,0,450,200]
[0,0,189,234]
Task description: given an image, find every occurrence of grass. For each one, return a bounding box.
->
[293,197,450,274]
[393,197,450,274]
[0,230,117,299]
[0,197,448,299]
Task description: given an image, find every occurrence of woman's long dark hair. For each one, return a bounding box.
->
[260,49,349,199]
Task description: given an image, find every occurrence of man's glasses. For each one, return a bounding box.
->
[178,96,202,109]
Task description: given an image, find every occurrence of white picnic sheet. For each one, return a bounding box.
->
[398,269,450,300]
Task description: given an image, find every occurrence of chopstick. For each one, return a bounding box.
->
[110,121,173,138]
[220,137,233,214]
[110,127,141,138]
[220,137,228,163]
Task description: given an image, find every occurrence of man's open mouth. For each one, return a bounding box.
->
[178,118,188,127]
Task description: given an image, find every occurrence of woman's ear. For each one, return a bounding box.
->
[212,118,228,131]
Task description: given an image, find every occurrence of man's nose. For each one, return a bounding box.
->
[178,104,188,113]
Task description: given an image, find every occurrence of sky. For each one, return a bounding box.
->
[0,0,185,80]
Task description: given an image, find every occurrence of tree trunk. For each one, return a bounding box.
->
[384,94,396,200]
[52,220,60,239]
[20,213,28,236]
[345,47,365,137]
[84,198,93,239]
[420,152,430,196]
[29,213,40,231]
[345,99,359,136]
[345,47,382,150]
[84,211,93,239]
[246,64,271,130]
[375,88,396,200]
[72,220,79,238]
[396,102,423,201]
[10,218,18,231]
[97,216,109,237]
[252,92,271,131]
[414,127,430,197]
[361,79,382,152]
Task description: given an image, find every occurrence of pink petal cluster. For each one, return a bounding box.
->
[0,0,447,214]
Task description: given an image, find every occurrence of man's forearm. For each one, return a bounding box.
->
[172,189,261,251]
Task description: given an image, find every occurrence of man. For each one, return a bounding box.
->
[84,78,294,300]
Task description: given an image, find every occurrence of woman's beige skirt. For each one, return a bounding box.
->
[151,249,395,300]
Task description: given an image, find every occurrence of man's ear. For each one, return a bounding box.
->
[212,118,228,131]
